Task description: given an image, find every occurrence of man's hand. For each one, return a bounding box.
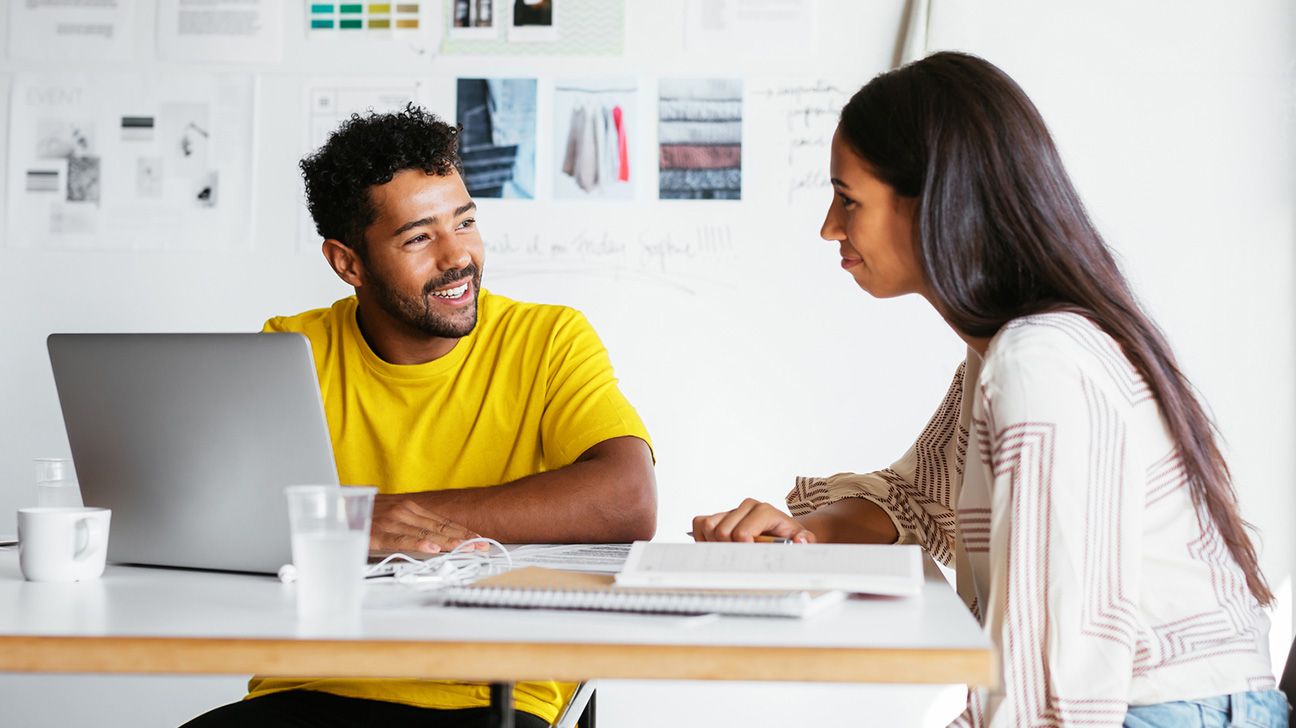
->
[370,495,486,553]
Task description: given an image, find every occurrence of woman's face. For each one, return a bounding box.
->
[821,128,926,299]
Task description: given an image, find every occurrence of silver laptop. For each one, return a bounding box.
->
[47,333,339,574]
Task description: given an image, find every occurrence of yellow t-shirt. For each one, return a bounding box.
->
[248,289,651,723]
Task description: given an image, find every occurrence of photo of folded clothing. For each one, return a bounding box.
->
[658,99,742,122]
[658,79,742,101]
[658,120,742,145]
[659,167,741,192]
[659,188,741,200]
[659,144,741,170]
[658,78,742,201]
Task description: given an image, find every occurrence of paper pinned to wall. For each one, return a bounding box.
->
[456,78,537,199]
[746,77,855,206]
[306,0,439,49]
[5,73,255,251]
[658,78,743,201]
[553,81,637,200]
[449,0,499,39]
[297,79,428,250]
[683,0,813,57]
[508,0,558,43]
[157,0,285,64]
[8,0,135,62]
[440,0,621,56]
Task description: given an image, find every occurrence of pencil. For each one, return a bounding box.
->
[685,531,792,544]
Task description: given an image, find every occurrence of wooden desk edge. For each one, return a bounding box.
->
[0,636,994,687]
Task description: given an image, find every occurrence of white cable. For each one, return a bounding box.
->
[365,537,513,588]
[280,538,513,588]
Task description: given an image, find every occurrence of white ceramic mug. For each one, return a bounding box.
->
[17,507,112,582]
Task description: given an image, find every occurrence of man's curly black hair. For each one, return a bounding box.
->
[300,103,462,260]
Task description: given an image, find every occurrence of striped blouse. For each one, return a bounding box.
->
[788,312,1274,727]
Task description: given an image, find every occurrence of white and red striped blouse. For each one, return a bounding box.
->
[788,312,1274,727]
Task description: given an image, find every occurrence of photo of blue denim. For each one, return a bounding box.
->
[1124,689,1290,728]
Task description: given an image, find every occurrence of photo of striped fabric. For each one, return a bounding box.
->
[658,78,741,200]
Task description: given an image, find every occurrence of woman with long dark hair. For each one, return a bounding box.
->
[692,52,1286,727]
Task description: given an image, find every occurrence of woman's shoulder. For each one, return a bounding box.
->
[983,311,1145,391]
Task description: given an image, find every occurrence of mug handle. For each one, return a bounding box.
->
[74,516,105,563]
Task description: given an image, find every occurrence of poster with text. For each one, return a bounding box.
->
[6,73,255,251]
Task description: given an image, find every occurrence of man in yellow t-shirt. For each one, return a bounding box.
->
[181,105,655,728]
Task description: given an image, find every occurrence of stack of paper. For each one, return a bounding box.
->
[614,542,923,596]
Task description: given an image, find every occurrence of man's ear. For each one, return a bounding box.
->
[322,238,364,288]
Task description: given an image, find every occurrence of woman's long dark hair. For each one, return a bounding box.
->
[840,51,1272,605]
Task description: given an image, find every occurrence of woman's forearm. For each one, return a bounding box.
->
[796,497,899,544]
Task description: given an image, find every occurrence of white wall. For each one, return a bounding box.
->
[1,1,1292,726]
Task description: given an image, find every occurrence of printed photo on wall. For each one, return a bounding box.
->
[658,78,742,200]
[509,0,558,42]
[34,118,101,213]
[456,78,537,199]
[451,0,497,39]
[553,82,635,200]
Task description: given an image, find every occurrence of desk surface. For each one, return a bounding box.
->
[0,551,992,686]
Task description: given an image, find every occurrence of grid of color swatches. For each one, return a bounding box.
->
[309,3,421,31]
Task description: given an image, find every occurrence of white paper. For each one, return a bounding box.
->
[683,0,813,56]
[506,543,632,573]
[297,79,427,250]
[157,0,284,64]
[616,542,923,596]
[9,0,135,62]
[746,77,854,206]
[6,73,255,251]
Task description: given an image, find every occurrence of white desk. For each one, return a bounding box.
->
[0,550,991,687]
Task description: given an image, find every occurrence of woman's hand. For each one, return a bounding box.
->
[691,498,817,543]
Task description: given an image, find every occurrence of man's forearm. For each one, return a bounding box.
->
[404,436,656,543]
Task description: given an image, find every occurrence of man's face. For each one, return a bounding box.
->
[358,169,485,339]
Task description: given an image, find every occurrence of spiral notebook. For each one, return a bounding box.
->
[432,566,846,618]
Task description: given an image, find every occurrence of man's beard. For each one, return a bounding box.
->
[369,263,483,339]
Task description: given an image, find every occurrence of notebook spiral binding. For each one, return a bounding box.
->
[432,585,841,618]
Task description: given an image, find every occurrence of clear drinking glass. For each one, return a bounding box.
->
[284,485,377,622]
[34,458,83,508]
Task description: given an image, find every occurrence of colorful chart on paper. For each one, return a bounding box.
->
[307,2,422,31]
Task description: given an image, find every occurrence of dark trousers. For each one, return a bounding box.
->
[180,689,550,728]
